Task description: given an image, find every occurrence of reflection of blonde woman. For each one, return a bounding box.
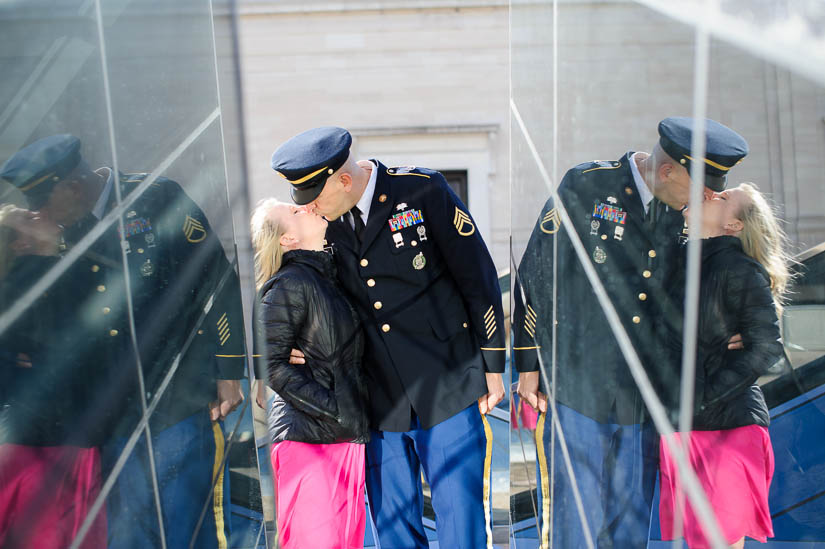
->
[659,183,789,548]
[250,198,369,549]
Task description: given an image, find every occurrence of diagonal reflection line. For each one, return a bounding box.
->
[91,0,166,544]
[635,0,825,88]
[0,38,66,132]
[510,97,728,547]
[0,107,220,337]
[509,381,540,537]
[69,259,240,549]
[511,248,594,549]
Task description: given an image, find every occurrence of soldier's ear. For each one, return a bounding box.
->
[658,162,673,182]
[338,172,353,192]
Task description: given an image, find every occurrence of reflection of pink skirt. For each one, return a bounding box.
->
[0,444,106,548]
[270,440,365,549]
[659,425,774,548]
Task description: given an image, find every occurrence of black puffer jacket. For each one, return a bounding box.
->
[692,236,784,430]
[260,249,369,444]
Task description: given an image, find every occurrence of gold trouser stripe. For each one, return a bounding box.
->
[536,413,551,549]
[513,346,540,350]
[211,421,228,549]
[481,412,494,549]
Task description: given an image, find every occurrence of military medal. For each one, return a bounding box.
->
[126,210,137,218]
[412,252,426,270]
[590,220,600,235]
[614,226,624,241]
[417,225,427,241]
[393,233,404,248]
[140,259,154,277]
[145,232,156,247]
[396,203,408,211]
[593,246,607,264]
[607,196,617,204]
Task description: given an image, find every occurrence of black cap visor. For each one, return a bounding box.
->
[290,179,326,205]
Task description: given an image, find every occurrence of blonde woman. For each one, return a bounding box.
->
[250,198,368,549]
[659,183,790,548]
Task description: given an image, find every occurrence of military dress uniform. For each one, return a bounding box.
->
[0,135,245,549]
[512,118,749,548]
[270,127,505,549]
[328,162,505,549]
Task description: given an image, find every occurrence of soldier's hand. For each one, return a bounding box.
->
[210,379,244,421]
[289,349,306,365]
[254,379,267,410]
[478,373,505,415]
[518,371,547,413]
[727,333,744,350]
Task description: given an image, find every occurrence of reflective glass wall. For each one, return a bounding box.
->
[0,1,263,547]
[511,1,825,547]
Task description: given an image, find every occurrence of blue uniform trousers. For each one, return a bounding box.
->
[365,404,493,549]
[103,411,230,549]
[535,404,658,548]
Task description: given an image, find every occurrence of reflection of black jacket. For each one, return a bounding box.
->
[692,236,783,430]
[513,154,686,424]
[260,250,369,444]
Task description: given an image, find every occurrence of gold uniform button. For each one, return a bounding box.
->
[381,324,390,333]
[137,248,144,254]
[638,293,647,301]
[197,329,204,335]
[102,307,111,314]
[411,241,418,247]
[601,234,607,240]
[632,316,641,324]
[463,322,468,328]
[642,270,652,278]
[648,249,656,258]
[367,278,376,287]
[109,329,119,336]
[97,285,106,292]
[360,259,369,267]
[374,301,383,310]
[91,264,100,272]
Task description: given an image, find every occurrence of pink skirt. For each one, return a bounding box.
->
[659,425,774,548]
[270,440,365,549]
[0,444,106,549]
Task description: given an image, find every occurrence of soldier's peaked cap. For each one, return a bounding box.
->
[658,117,749,192]
[271,126,352,205]
[0,134,82,208]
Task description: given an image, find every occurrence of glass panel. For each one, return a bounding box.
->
[0,0,259,547]
[511,1,825,548]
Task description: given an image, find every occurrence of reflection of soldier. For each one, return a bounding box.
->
[0,135,245,548]
[513,118,749,548]
[271,127,505,548]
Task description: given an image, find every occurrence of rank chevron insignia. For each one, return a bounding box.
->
[484,305,497,339]
[540,207,561,234]
[453,207,475,236]
[182,215,207,243]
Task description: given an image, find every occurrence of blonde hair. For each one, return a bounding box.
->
[250,198,288,291]
[735,183,793,309]
[0,204,21,280]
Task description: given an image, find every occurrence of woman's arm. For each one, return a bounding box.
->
[702,263,784,407]
[262,276,339,420]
